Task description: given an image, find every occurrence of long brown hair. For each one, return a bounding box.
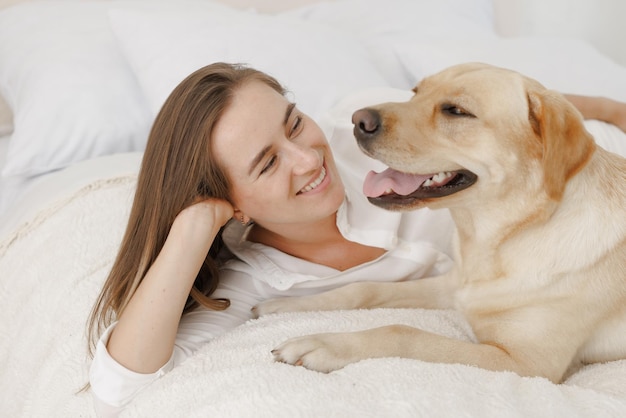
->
[87,62,286,354]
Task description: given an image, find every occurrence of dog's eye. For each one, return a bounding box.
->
[441,104,474,118]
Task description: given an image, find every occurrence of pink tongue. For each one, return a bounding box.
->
[363,168,433,198]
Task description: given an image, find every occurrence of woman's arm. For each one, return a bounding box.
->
[565,94,626,133]
[105,199,233,374]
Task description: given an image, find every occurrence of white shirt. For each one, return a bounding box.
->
[89,88,458,416]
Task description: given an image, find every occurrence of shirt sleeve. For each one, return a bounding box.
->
[89,268,265,416]
[89,322,174,416]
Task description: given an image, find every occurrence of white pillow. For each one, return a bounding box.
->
[280,0,497,89]
[108,8,390,122]
[0,0,233,179]
[393,37,626,102]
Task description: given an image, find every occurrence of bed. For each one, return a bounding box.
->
[1,0,626,417]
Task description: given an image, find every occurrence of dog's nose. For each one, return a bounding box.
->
[352,108,382,150]
[352,108,381,138]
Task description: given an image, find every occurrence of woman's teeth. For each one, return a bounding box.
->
[299,167,326,194]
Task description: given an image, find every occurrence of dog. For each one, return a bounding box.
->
[253,62,626,383]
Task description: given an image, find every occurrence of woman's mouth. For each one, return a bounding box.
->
[298,166,327,194]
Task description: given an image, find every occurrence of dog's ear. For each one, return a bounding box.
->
[527,89,595,200]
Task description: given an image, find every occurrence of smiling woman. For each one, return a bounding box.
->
[210,78,345,230]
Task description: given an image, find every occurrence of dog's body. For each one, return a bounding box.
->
[254,63,626,383]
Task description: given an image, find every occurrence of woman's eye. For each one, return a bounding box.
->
[290,115,303,136]
[260,156,277,174]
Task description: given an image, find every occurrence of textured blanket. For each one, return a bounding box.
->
[1,171,626,418]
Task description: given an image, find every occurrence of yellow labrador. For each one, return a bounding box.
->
[254,63,626,383]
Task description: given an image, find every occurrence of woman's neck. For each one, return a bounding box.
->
[247,215,385,271]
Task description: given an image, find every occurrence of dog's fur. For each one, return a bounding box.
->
[253,63,626,383]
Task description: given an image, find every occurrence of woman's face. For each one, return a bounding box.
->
[212,80,345,229]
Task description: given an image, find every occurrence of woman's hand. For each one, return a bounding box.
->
[171,198,234,251]
[179,197,235,227]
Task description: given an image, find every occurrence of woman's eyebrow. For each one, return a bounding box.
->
[247,103,297,176]
[284,102,296,124]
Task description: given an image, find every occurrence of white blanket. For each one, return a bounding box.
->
[2,167,626,418]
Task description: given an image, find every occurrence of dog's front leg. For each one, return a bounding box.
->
[272,325,481,373]
[253,274,457,317]
[271,325,554,378]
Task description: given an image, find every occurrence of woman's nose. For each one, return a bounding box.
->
[289,143,319,175]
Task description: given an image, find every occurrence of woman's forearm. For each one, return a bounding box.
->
[105,200,232,374]
[105,223,215,373]
[565,94,626,132]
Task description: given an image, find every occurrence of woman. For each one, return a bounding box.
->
[87,62,626,416]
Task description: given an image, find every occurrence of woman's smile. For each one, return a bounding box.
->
[297,163,329,195]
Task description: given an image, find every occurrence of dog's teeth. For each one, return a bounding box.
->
[424,172,453,188]
[435,172,452,182]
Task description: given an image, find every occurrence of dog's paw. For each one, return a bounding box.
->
[271,333,360,373]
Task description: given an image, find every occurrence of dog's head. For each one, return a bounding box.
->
[353,62,595,211]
